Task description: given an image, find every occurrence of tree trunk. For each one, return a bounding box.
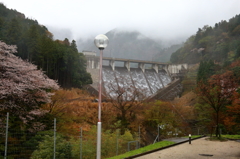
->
[120,109,127,135]
[215,111,219,137]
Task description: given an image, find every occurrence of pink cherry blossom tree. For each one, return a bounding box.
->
[0,41,59,127]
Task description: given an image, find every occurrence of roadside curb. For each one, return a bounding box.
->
[225,138,240,142]
[124,135,206,159]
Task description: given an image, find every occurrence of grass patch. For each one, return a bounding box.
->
[107,141,175,159]
[206,136,228,141]
[183,135,201,139]
[221,135,240,140]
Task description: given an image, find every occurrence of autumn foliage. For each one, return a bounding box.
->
[196,70,239,136]
[223,88,240,133]
[41,88,119,135]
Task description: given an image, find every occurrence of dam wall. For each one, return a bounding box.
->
[84,54,186,100]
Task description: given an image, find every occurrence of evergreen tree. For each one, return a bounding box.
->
[197,60,216,83]
[38,33,55,73]
[0,4,92,88]
[5,18,22,45]
[0,17,4,38]
[26,25,40,62]
[236,45,240,59]
[194,28,202,46]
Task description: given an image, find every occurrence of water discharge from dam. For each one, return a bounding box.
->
[102,66,171,98]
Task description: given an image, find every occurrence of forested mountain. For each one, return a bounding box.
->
[170,14,240,64]
[0,3,92,88]
[154,43,183,62]
[77,29,182,62]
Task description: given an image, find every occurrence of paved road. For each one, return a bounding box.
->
[135,137,240,159]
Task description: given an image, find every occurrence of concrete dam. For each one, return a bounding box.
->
[84,51,187,101]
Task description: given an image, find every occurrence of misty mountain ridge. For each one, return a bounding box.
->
[77,28,182,62]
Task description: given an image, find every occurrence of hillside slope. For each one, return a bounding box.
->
[170,14,240,64]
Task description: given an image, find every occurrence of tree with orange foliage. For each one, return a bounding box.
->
[196,71,239,137]
[224,91,240,133]
[105,81,146,134]
[42,88,96,135]
[42,88,117,136]
[143,100,184,139]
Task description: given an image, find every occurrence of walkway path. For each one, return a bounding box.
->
[135,137,240,159]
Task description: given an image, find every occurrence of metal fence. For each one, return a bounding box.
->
[1,113,96,159]
[1,113,208,159]
[0,113,141,159]
[1,113,52,158]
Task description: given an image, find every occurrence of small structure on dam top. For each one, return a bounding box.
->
[83,51,188,101]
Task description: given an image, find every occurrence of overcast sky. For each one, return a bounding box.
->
[2,0,240,41]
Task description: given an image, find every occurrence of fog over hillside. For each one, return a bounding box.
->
[47,26,73,40]
[75,28,184,62]
[4,0,240,45]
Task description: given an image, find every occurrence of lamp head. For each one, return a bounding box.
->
[94,34,109,50]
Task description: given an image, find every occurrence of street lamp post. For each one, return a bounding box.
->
[94,34,109,159]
